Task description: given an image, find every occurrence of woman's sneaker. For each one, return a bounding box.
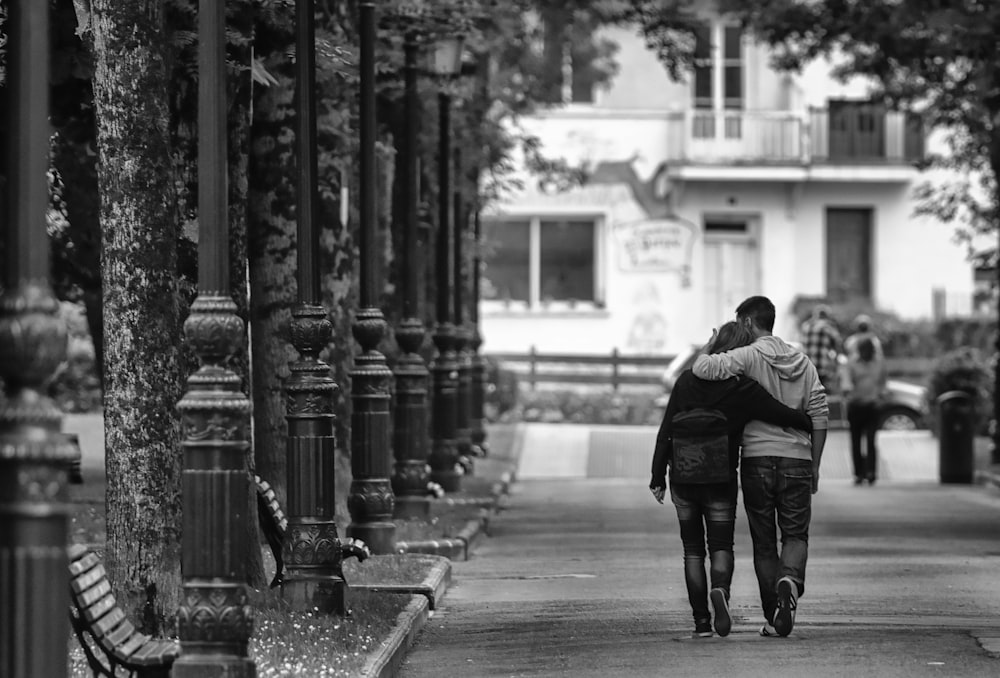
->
[693,620,713,638]
[709,588,731,637]
[774,576,798,637]
[759,621,779,637]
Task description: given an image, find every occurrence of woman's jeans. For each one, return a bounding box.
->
[847,400,879,481]
[740,457,812,623]
[670,480,737,624]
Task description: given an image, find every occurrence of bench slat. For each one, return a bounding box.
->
[77,579,112,609]
[71,566,106,595]
[130,640,180,666]
[113,632,151,662]
[102,618,137,649]
[81,592,117,625]
[89,606,126,639]
[69,552,100,577]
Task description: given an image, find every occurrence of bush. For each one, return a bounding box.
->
[483,357,518,422]
[50,302,102,413]
[924,347,994,435]
[513,387,662,426]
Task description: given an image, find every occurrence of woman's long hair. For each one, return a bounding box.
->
[707,320,756,355]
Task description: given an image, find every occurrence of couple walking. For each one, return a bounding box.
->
[649,296,829,638]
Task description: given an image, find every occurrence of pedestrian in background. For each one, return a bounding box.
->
[692,296,829,638]
[800,304,843,393]
[650,321,812,639]
[845,337,887,485]
[844,313,883,360]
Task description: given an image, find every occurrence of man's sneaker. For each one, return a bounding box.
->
[774,576,798,637]
[693,620,713,638]
[709,588,731,637]
[759,622,779,637]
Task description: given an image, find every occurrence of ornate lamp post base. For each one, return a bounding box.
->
[394,495,432,520]
[282,574,347,615]
[345,515,397,555]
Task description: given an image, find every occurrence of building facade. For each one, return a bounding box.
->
[479,20,975,357]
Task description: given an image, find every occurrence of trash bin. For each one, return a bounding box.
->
[936,390,975,484]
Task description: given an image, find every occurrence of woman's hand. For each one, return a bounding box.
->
[650,486,666,504]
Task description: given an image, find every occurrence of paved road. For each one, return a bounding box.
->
[398,426,1000,677]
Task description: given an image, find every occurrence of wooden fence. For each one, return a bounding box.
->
[488,348,674,391]
[489,348,935,391]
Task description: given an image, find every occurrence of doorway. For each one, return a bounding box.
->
[826,207,873,303]
[703,218,760,326]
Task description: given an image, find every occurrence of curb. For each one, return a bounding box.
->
[349,556,452,610]
[395,466,516,561]
[360,595,430,678]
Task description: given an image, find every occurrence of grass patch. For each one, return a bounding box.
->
[251,587,409,677]
[344,553,445,585]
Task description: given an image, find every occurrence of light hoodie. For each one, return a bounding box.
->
[691,335,829,460]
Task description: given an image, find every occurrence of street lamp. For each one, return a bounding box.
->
[0,2,76,675]
[347,0,397,555]
[174,0,255,674]
[428,33,465,493]
[392,34,434,519]
[281,0,347,613]
[430,36,465,77]
[453,144,475,472]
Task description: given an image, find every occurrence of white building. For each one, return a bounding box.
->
[479,18,974,357]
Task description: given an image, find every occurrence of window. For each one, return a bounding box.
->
[693,25,713,111]
[482,216,600,310]
[691,22,744,139]
[480,220,530,303]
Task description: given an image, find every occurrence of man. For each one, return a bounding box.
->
[800,304,843,392]
[692,296,828,637]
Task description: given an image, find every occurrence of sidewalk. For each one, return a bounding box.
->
[394,423,1000,677]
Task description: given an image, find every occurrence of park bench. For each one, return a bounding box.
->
[68,476,369,676]
[68,544,179,678]
[254,474,371,588]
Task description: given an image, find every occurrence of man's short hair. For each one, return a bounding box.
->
[735,295,776,332]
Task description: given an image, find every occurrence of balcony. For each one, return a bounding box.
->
[663,106,924,169]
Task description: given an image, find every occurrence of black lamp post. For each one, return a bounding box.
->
[174,0,255,674]
[453,145,475,470]
[469,202,489,456]
[428,35,465,493]
[0,3,75,676]
[391,33,434,519]
[282,0,346,613]
[347,0,397,555]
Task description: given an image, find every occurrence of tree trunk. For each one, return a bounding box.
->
[90,0,183,636]
[991,135,1000,464]
[248,67,298,509]
[227,8,265,586]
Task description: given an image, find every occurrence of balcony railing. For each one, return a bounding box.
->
[663,108,924,166]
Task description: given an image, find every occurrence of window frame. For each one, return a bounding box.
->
[480,213,606,313]
[691,21,745,114]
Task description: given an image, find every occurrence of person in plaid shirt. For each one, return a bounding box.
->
[800,305,842,391]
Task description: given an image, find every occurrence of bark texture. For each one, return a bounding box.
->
[90,0,183,636]
[248,64,298,509]
[227,13,265,586]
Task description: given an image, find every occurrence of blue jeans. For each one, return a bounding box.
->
[670,481,738,624]
[740,457,812,623]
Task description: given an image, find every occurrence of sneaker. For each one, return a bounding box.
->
[774,576,798,637]
[759,622,779,637]
[693,620,713,638]
[709,588,731,637]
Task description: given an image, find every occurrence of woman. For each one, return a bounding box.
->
[650,321,812,638]
[846,337,887,485]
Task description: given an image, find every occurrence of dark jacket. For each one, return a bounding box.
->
[650,370,813,490]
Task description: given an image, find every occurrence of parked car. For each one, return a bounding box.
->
[654,344,928,431]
